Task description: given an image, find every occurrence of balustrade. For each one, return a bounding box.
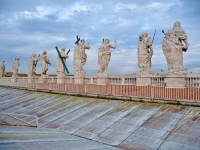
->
[0,74,200,88]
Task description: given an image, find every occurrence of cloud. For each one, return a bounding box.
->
[0,0,200,75]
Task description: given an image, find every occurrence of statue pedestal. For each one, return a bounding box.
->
[39,74,48,83]
[74,70,86,84]
[57,73,66,84]
[11,77,17,82]
[28,76,35,83]
[136,71,153,86]
[97,73,109,85]
[165,74,186,88]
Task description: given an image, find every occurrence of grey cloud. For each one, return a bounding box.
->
[0,0,200,75]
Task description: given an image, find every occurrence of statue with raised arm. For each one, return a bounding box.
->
[57,47,69,76]
[73,39,90,76]
[137,31,153,74]
[98,39,117,75]
[28,53,37,77]
[162,21,189,74]
[39,51,51,75]
[12,58,20,77]
[97,39,117,85]
[0,60,5,77]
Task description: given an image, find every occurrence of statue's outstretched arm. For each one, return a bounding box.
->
[84,42,90,50]
[110,41,117,49]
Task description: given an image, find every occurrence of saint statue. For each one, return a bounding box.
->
[28,53,37,76]
[98,39,117,74]
[0,60,5,77]
[162,21,189,74]
[57,47,69,76]
[39,51,51,74]
[12,58,20,77]
[137,31,153,73]
[73,39,90,76]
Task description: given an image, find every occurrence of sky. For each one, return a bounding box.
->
[0,0,200,75]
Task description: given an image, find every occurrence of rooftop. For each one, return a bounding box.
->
[0,87,200,150]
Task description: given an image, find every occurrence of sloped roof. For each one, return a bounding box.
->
[0,87,200,150]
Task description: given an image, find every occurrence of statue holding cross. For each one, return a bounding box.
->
[73,36,90,78]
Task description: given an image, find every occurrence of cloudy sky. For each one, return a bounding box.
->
[0,0,200,75]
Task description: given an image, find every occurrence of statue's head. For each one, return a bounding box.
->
[61,47,66,51]
[142,32,148,38]
[173,21,181,28]
[16,58,20,60]
[32,53,36,57]
[43,51,47,55]
[2,60,5,63]
[105,39,110,44]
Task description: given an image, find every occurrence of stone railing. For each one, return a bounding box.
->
[186,74,200,88]
[0,74,200,88]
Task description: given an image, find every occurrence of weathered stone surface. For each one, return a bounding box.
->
[12,58,20,82]
[28,53,37,77]
[136,32,153,86]
[97,39,117,85]
[165,74,187,87]
[136,76,152,86]
[0,60,5,77]
[162,21,189,75]
[137,31,153,75]
[39,51,51,75]
[39,74,48,83]
[57,47,69,83]
[73,39,90,84]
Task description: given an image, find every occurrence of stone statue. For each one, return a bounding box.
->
[28,53,37,76]
[98,39,117,75]
[12,58,20,77]
[0,60,5,77]
[137,31,153,74]
[57,47,69,76]
[162,21,189,74]
[73,39,90,76]
[39,51,51,74]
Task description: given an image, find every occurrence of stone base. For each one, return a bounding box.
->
[97,78,109,85]
[28,78,35,83]
[97,72,109,85]
[74,76,85,84]
[39,74,48,83]
[136,70,153,86]
[57,73,66,84]
[74,70,86,84]
[136,77,152,86]
[168,68,187,75]
[165,74,186,88]
[28,76,35,83]
[11,77,17,82]
[136,70,153,77]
